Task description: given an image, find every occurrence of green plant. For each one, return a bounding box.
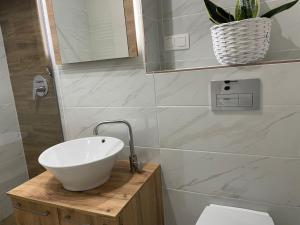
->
[204,0,299,24]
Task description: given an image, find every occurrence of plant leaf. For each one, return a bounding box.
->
[235,0,241,20]
[209,18,218,24]
[204,0,235,24]
[261,0,299,18]
[245,0,254,17]
[251,0,260,17]
[216,7,235,22]
[235,0,255,20]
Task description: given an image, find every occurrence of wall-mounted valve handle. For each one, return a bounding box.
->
[33,75,48,100]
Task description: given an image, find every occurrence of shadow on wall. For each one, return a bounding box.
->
[265,13,300,59]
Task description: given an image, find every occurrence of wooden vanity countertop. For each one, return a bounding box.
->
[8,161,161,218]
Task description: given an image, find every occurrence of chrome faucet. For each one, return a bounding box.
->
[93,120,143,173]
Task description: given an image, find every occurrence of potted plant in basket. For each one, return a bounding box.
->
[204,0,299,65]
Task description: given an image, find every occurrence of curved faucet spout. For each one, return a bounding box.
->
[93,120,143,172]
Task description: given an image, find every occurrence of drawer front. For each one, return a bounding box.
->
[11,198,59,225]
[58,208,117,225]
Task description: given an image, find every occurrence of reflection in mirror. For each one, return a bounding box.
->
[47,0,138,64]
[141,0,300,73]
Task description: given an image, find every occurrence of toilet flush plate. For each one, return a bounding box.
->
[211,79,260,111]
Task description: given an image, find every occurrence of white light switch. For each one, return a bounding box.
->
[174,36,187,47]
[164,33,190,51]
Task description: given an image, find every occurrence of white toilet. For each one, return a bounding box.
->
[196,204,275,225]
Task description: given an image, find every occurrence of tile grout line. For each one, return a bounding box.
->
[165,187,300,209]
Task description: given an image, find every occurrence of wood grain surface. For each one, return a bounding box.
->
[8,161,162,219]
[0,216,16,225]
[123,0,138,57]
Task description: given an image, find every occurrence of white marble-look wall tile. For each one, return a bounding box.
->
[142,0,164,72]
[0,32,4,58]
[0,196,12,220]
[155,62,300,106]
[63,107,159,148]
[0,104,22,134]
[141,0,162,19]
[143,0,300,72]
[162,12,218,69]
[162,0,294,19]
[0,156,28,195]
[162,2,224,70]
[162,0,204,18]
[261,1,300,62]
[146,62,162,72]
[160,0,300,70]
[117,147,161,164]
[164,189,300,225]
[0,133,27,221]
[161,149,300,207]
[0,27,28,221]
[60,67,155,107]
[158,106,300,157]
[0,51,14,106]
[155,68,211,106]
[143,16,163,71]
[162,0,272,19]
[0,136,24,163]
[53,67,68,138]
[0,169,28,218]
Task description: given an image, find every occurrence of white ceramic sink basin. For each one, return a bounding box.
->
[38,137,124,191]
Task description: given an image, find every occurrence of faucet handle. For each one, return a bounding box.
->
[33,75,48,100]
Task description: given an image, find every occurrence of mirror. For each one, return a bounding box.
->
[46,0,138,64]
[141,0,300,73]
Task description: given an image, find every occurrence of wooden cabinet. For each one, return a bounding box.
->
[57,209,117,225]
[11,199,59,225]
[8,161,164,225]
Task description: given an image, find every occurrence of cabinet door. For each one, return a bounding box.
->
[11,198,59,225]
[58,209,118,225]
[118,168,164,225]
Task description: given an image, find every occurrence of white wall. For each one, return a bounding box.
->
[53,0,300,225]
[0,28,28,221]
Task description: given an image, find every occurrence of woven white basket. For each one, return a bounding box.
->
[211,17,272,65]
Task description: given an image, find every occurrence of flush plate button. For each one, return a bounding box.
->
[217,94,239,106]
[238,93,253,107]
[211,79,260,111]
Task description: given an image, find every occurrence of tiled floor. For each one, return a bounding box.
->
[0,216,16,225]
